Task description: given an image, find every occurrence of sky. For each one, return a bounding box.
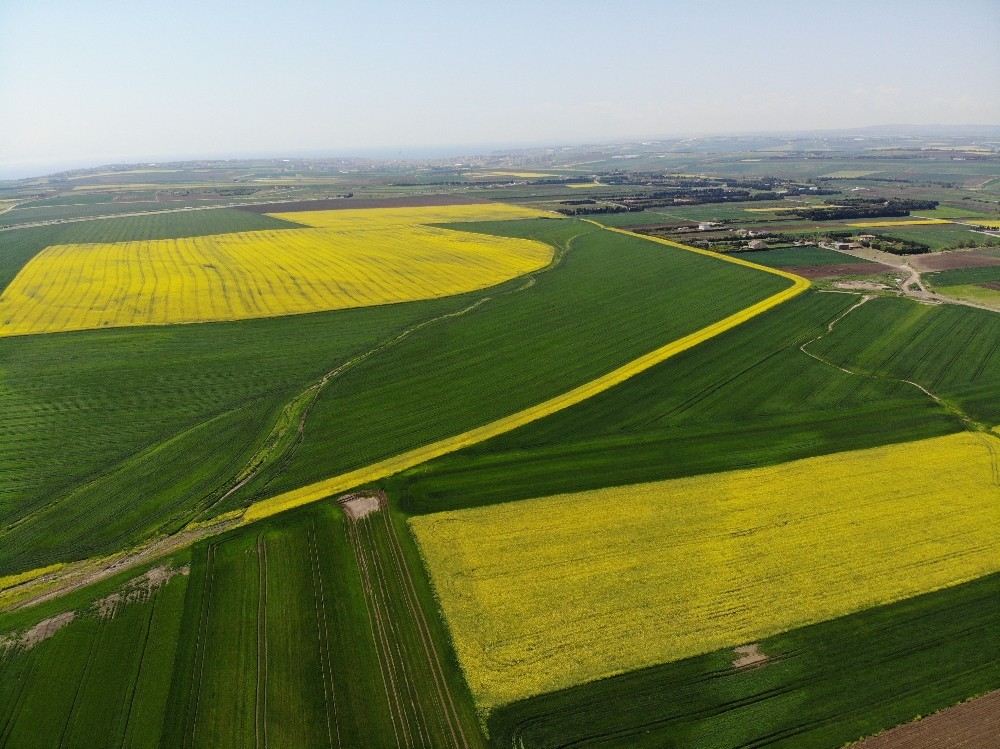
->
[2,0,999,177]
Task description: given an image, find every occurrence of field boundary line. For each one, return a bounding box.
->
[347,517,408,745]
[255,535,269,749]
[307,520,340,748]
[377,500,470,748]
[241,223,810,523]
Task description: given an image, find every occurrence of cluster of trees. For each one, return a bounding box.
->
[554,190,783,217]
[791,198,938,221]
[555,204,635,216]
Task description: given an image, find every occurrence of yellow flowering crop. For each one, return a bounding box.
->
[0,203,552,337]
[411,432,1000,709]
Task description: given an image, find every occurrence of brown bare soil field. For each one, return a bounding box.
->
[239,194,486,213]
[911,250,1000,272]
[984,280,1000,291]
[853,690,1000,748]
[788,262,894,278]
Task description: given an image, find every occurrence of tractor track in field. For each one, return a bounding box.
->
[2,222,809,614]
[254,535,269,749]
[348,512,408,745]
[184,543,217,749]
[307,520,342,748]
[343,493,471,749]
[378,505,470,749]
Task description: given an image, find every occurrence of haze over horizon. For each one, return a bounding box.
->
[2,0,999,179]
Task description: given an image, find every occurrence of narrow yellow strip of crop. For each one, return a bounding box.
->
[0,203,553,337]
[241,225,808,523]
[847,218,952,227]
[411,432,1000,709]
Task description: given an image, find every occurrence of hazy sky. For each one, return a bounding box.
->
[2,0,999,176]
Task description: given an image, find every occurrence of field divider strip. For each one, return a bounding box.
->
[241,223,810,524]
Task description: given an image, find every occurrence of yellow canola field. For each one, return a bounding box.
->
[0,203,552,337]
[411,432,1000,709]
[848,218,952,227]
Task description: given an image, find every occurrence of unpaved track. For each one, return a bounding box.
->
[3,222,809,612]
[851,689,1000,748]
[821,243,1000,313]
[801,293,994,435]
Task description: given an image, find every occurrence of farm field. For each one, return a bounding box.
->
[847,218,950,227]
[0,208,302,291]
[870,222,1000,250]
[912,206,1000,219]
[219,218,793,512]
[0,499,487,749]
[736,246,873,267]
[736,245,890,277]
[1,133,997,749]
[488,570,1000,749]
[0,203,552,336]
[411,431,1000,708]
[0,289,470,575]
[925,265,1000,294]
[809,296,1000,424]
[0,213,792,577]
[853,690,1000,748]
[396,291,962,514]
[161,501,475,749]
[0,560,190,748]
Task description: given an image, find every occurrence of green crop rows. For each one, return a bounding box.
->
[489,571,1000,749]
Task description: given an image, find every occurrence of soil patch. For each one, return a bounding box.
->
[982,281,1000,291]
[834,280,892,291]
[340,490,385,521]
[92,564,189,619]
[788,262,893,279]
[239,194,487,214]
[852,689,1000,748]
[911,250,1000,272]
[0,611,76,652]
[732,643,768,669]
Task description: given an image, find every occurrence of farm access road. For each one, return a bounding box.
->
[821,242,1000,313]
[2,223,810,611]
